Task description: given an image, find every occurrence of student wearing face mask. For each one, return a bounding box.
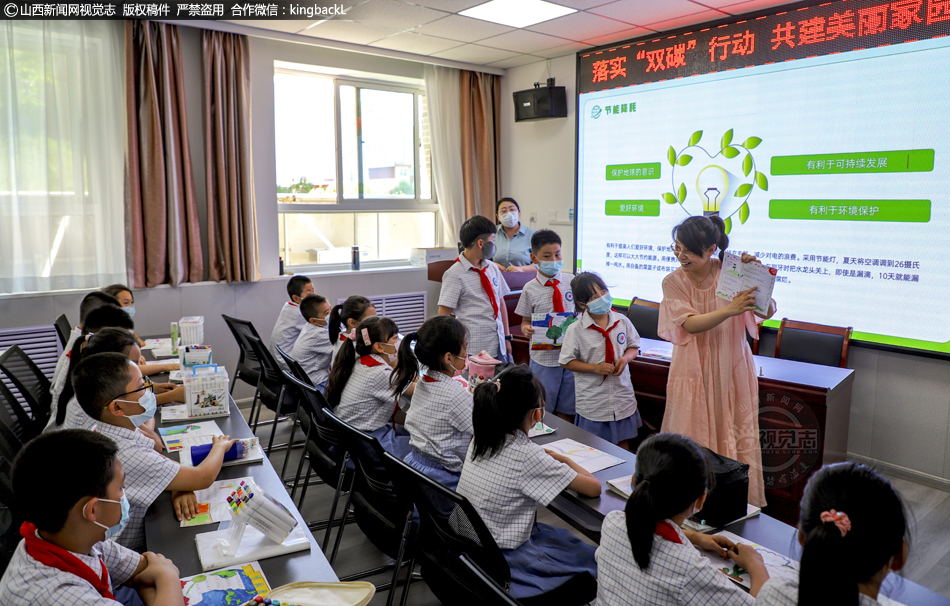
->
[559,272,642,450]
[493,197,537,274]
[290,294,334,393]
[0,429,186,606]
[392,316,472,489]
[325,317,413,459]
[74,353,238,552]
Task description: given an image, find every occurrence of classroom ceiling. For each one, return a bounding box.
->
[226,0,793,69]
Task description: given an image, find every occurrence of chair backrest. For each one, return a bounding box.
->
[381,451,510,590]
[0,345,52,435]
[0,439,18,574]
[53,314,72,349]
[275,345,314,388]
[282,372,347,483]
[775,318,852,368]
[626,297,660,340]
[221,314,262,367]
[0,379,31,443]
[242,332,291,412]
[458,554,523,606]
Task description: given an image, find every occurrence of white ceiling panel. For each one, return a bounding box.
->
[478,29,572,53]
[410,14,516,42]
[533,40,593,58]
[584,26,652,47]
[588,0,707,26]
[341,0,449,30]
[645,8,728,32]
[550,0,620,9]
[403,0,487,12]
[488,54,548,68]
[224,19,318,34]
[719,0,795,15]
[527,11,631,41]
[370,31,465,53]
[300,20,404,44]
[431,43,520,63]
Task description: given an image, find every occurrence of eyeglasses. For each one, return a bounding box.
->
[114,377,153,401]
[670,243,691,256]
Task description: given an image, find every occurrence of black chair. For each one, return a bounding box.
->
[626,297,660,341]
[459,554,523,606]
[0,429,19,574]
[775,318,853,368]
[274,345,314,480]
[282,372,355,550]
[381,452,596,606]
[221,315,263,398]
[326,410,418,606]
[53,314,72,349]
[0,345,52,439]
[242,333,296,454]
[0,379,32,443]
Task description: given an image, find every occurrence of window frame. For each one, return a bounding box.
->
[275,67,438,273]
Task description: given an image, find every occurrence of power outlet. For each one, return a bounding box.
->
[530,212,538,223]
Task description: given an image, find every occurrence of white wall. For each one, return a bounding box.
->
[500,56,950,490]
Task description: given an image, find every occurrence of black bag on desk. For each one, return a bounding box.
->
[692,447,750,527]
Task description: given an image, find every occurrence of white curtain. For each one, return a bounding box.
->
[424,65,466,248]
[0,21,126,294]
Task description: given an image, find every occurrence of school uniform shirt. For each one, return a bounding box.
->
[558,310,640,422]
[438,255,510,357]
[755,572,880,606]
[404,371,474,473]
[94,422,180,552]
[0,534,141,606]
[270,301,308,361]
[596,510,755,606]
[59,396,95,431]
[46,327,81,430]
[291,323,333,387]
[333,354,399,432]
[514,271,575,367]
[457,431,576,550]
[332,328,353,368]
[494,223,536,268]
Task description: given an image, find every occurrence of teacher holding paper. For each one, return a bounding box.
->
[658,216,776,507]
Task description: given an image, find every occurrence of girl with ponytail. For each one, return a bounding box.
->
[757,462,908,606]
[326,316,411,458]
[658,215,776,507]
[328,296,376,366]
[457,366,599,600]
[596,433,768,605]
[395,315,471,489]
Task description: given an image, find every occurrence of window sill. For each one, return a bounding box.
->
[282,264,426,278]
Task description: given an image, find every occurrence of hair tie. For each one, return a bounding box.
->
[361,327,371,346]
[819,509,851,537]
[346,327,357,341]
[85,332,95,342]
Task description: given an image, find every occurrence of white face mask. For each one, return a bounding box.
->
[499,210,519,228]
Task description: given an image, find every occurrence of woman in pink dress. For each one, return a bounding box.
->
[658,216,775,507]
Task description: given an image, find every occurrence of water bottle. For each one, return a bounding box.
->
[351,246,360,271]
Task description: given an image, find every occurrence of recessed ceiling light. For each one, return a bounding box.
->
[460,0,576,29]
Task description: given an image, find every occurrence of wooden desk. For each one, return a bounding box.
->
[631,338,855,525]
[144,398,337,585]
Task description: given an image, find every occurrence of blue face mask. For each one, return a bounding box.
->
[537,260,563,276]
[84,490,130,541]
[587,293,613,315]
[123,305,135,319]
[118,389,157,428]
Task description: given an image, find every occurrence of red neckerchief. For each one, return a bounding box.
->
[538,275,564,313]
[288,301,299,307]
[586,315,621,365]
[360,355,384,367]
[339,334,348,343]
[457,257,499,319]
[422,375,438,382]
[19,522,117,601]
[655,520,684,544]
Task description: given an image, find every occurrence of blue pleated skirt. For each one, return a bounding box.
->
[575,410,642,444]
[404,449,461,490]
[368,424,411,460]
[503,523,597,599]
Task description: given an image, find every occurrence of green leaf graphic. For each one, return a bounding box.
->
[662,192,678,204]
[721,128,734,149]
[724,217,732,234]
[677,182,687,203]
[677,154,693,166]
[735,183,753,198]
[742,136,762,149]
[755,171,769,191]
[668,146,676,166]
[742,153,752,177]
[723,146,740,159]
[740,202,750,224]
[689,130,703,146]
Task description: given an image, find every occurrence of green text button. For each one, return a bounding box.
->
[606,163,661,180]
[770,149,934,175]
[769,199,930,222]
[606,200,660,216]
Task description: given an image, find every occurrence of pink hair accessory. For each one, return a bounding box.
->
[819,509,851,537]
[361,327,371,346]
[346,328,357,341]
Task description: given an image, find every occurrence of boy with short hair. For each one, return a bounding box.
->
[515,229,577,421]
[290,294,334,392]
[438,216,512,361]
[75,352,236,552]
[270,275,315,365]
[0,429,184,606]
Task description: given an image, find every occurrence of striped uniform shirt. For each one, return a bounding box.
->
[56,396,95,432]
[333,354,398,433]
[755,573,880,606]
[439,256,510,358]
[404,371,474,473]
[46,327,81,430]
[457,431,575,550]
[0,534,141,606]
[558,310,640,422]
[291,323,333,387]
[94,422,179,552]
[514,272,575,367]
[270,302,307,362]
[596,511,755,606]
[332,328,352,369]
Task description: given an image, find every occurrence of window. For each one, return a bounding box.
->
[274,65,437,270]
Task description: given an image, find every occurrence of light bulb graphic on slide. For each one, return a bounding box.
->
[696,165,739,218]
